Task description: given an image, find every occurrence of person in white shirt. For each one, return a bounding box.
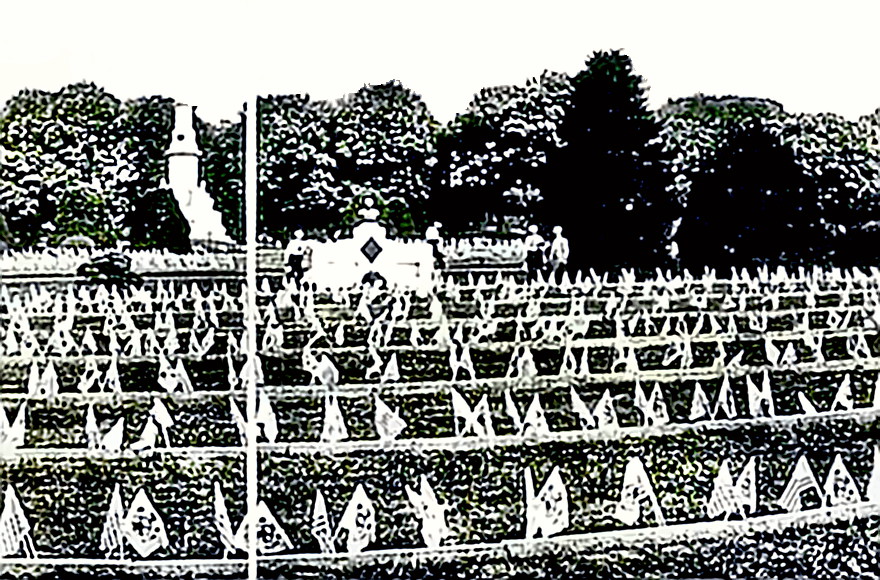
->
[548,226,570,280]
[284,230,311,282]
[524,225,547,282]
[425,222,444,268]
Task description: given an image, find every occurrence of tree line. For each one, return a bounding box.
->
[1,51,879,272]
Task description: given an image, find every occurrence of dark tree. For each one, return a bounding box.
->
[126,185,191,253]
[676,120,822,270]
[116,96,192,252]
[258,95,345,240]
[257,84,436,241]
[428,114,506,234]
[537,51,673,273]
[428,72,570,236]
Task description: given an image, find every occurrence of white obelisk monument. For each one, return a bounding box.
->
[165,104,234,245]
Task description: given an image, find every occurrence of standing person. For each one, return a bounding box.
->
[284,230,311,283]
[549,226,570,282]
[524,225,547,282]
[425,222,445,269]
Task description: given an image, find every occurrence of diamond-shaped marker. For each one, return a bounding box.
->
[361,237,383,263]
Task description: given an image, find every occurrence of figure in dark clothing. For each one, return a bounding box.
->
[524,225,547,282]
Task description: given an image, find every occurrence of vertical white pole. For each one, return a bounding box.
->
[243,97,259,580]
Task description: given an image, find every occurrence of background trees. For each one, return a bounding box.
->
[0,84,132,247]
[258,95,342,240]
[675,120,823,269]
[535,51,673,273]
[257,82,436,242]
[0,84,234,251]
[429,72,571,236]
[198,117,245,244]
[0,57,878,270]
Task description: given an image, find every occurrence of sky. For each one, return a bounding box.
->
[1,0,878,125]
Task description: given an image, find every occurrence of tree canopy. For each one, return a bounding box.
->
[2,60,880,270]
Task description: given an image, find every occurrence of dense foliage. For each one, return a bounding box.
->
[2,54,880,269]
[258,83,436,240]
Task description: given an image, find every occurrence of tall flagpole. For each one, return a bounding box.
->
[243,97,259,580]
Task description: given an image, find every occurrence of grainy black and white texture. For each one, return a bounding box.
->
[2,46,880,580]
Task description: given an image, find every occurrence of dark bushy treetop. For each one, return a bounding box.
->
[536,50,673,273]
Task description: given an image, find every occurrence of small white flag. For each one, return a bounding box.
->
[872,375,880,410]
[509,347,538,380]
[690,382,711,422]
[173,359,194,394]
[473,394,496,438]
[122,488,169,558]
[85,404,101,449]
[706,459,737,520]
[504,390,523,433]
[381,353,400,383]
[405,475,451,549]
[230,399,247,445]
[311,490,335,554]
[746,372,776,418]
[314,354,339,388]
[614,457,665,526]
[0,484,34,557]
[777,455,820,513]
[765,338,781,366]
[866,446,880,504]
[365,347,384,381]
[735,456,758,516]
[321,395,349,443]
[130,419,159,454]
[213,481,240,555]
[646,383,669,426]
[24,362,42,399]
[798,392,819,416]
[150,398,174,446]
[226,346,239,390]
[522,394,551,437]
[157,355,177,393]
[823,454,861,507]
[78,357,101,394]
[234,500,292,555]
[524,465,569,539]
[256,392,278,443]
[374,396,407,441]
[4,404,26,451]
[100,483,125,559]
[780,342,798,365]
[562,343,579,375]
[38,361,59,399]
[831,374,855,412]
[336,484,376,554]
[0,406,10,447]
[100,417,126,452]
[450,388,474,436]
[104,356,122,393]
[633,381,648,413]
[570,387,596,429]
[594,389,619,429]
[713,374,737,420]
